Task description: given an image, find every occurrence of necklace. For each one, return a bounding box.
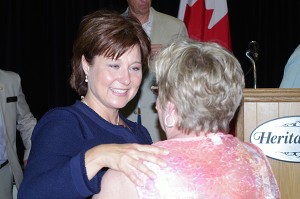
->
[81,96,120,125]
[116,114,120,125]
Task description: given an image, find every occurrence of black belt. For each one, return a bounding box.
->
[0,160,8,169]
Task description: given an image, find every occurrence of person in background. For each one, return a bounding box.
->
[0,69,37,199]
[18,10,168,199]
[280,44,300,88]
[121,0,188,142]
[93,39,280,199]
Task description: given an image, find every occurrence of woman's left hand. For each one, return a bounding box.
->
[85,143,169,186]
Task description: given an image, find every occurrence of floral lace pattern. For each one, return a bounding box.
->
[136,133,280,199]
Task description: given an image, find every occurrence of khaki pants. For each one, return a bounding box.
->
[0,163,13,199]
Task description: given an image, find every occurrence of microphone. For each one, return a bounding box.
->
[246,41,259,88]
[248,41,259,61]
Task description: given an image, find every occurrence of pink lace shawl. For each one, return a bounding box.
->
[136,133,280,199]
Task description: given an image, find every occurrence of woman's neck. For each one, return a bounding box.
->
[81,96,119,125]
[166,130,212,140]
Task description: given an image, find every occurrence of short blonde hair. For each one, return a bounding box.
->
[151,39,245,134]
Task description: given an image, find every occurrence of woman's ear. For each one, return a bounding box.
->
[164,101,178,129]
[166,101,176,115]
[81,55,89,74]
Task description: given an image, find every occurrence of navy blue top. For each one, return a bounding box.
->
[18,100,152,199]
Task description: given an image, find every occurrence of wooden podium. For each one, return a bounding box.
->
[235,88,300,199]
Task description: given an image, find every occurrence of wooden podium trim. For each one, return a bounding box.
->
[234,88,300,199]
[235,88,300,141]
[242,88,300,102]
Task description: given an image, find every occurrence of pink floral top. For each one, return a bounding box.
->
[136,133,280,199]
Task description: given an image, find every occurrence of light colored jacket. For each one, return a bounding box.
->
[125,8,188,142]
[280,44,300,88]
[150,8,188,45]
[0,69,36,189]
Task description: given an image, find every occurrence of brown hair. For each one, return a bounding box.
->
[69,10,151,96]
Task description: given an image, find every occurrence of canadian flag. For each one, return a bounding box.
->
[178,0,231,51]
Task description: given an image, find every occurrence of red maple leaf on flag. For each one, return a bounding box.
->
[178,0,231,51]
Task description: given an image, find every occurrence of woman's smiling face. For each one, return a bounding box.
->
[85,45,142,110]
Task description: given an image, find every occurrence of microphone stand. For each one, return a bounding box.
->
[246,51,257,89]
[246,41,259,89]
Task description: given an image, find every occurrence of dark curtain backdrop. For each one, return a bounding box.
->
[1,0,300,120]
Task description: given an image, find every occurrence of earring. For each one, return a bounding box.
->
[85,75,88,82]
[164,114,175,128]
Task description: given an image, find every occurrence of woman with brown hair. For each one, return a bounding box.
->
[18,10,168,199]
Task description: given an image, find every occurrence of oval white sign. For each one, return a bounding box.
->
[250,116,300,163]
